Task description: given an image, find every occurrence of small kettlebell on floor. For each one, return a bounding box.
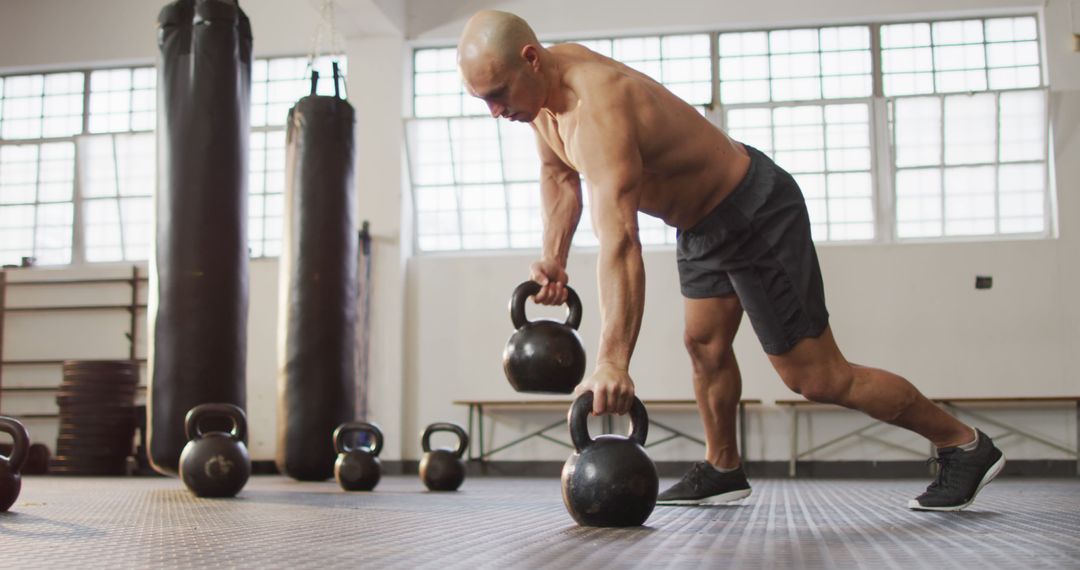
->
[419,422,469,491]
[561,392,658,527]
[179,403,251,498]
[0,416,30,512]
[334,421,384,491]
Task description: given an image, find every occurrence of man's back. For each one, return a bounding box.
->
[532,43,751,230]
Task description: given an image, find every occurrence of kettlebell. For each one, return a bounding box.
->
[333,421,384,491]
[179,403,251,498]
[419,422,469,491]
[561,392,658,527]
[0,416,29,512]
[502,280,587,394]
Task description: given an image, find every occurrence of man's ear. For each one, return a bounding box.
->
[522,44,540,71]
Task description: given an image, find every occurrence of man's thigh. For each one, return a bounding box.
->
[683,294,743,347]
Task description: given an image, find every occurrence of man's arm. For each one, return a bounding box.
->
[532,127,582,304]
[572,85,645,415]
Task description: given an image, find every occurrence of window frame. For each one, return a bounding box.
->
[0,54,347,267]
[405,12,1051,255]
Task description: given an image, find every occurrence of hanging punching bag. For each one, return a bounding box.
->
[276,65,358,481]
[149,0,252,475]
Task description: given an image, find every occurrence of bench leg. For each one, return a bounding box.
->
[789,406,798,478]
[739,402,748,466]
[466,404,475,461]
[478,404,485,463]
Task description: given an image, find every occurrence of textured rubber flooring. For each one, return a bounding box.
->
[1,475,1078,569]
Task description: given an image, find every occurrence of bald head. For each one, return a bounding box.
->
[458,10,549,122]
[458,10,540,73]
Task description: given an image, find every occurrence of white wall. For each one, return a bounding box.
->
[1,0,1077,466]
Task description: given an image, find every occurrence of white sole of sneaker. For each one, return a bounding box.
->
[656,487,752,506]
[907,452,1007,512]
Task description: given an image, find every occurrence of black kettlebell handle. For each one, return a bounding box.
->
[334,421,384,456]
[421,422,469,457]
[569,392,649,452]
[185,403,247,443]
[510,280,583,330]
[0,417,30,472]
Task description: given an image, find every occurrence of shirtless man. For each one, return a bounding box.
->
[457,10,1005,511]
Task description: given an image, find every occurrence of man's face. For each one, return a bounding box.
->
[461,53,543,123]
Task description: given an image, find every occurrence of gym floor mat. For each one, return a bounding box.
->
[2,476,1078,568]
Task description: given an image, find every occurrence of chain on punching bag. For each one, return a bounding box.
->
[149,0,252,476]
[276,63,358,481]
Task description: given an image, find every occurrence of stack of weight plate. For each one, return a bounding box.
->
[52,360,138,476]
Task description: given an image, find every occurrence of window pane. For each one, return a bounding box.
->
[80,133,153,261]
[944,166,995,235]
[999,90,1045,162]
[721,25,871,104]
[89,67,155,134]
[252,55,343,127]
[37,143,74,202]
[499,121,540,182]
[1,74,45,139]
[896,168,943,238]
[893,97,940,167]
[944,93,996,165]
[727,102,872,241]
[726,108,774,154]
[998,163,1044,233]
[34,202,73,264]
[0,144,40,204]
[248,129,287,258]
[883,16,1041,96]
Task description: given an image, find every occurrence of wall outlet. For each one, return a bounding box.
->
[975,275,993,290]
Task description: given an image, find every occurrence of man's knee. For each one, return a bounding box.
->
[683,331,733,375]
[782,365,854,405]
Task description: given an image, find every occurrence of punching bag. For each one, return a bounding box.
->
[149,0,252,475]
[276,66,358,481]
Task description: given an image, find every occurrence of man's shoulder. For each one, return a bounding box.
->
[566,63,637,107]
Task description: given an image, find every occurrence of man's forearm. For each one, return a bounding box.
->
[595,234,645,370]
[540,176,581,267]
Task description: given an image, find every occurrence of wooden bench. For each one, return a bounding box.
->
[453,398,762,462]
[777,396,1080,477]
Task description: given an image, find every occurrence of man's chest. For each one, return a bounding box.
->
[533,112,583,172]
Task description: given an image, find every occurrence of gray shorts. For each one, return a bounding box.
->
[676,145,829,355]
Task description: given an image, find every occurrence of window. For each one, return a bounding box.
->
[718,26,873,104]
[719,25,876,241]
[881,17,1041,96]
[408,14,1048,253]
[892,90,1047,237]
[0,143,75,265]
[80,133,154,262]
[1,72,84,140]
[0,56,345,266]
[80,67,157,263]
[408,33,709,251]
[249,56,346,258]
[0,71,83,265]
[885,17,1047,239]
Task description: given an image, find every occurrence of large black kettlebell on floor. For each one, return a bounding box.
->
[334,421,383,491]
[419,422,469,491]
[561,392,658,527]
[503,280,587,394]
[180,403,251,498]
[0,416,30,512]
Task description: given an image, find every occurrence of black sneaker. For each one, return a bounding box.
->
[908,429,1006,511]
[656,461,752,505]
